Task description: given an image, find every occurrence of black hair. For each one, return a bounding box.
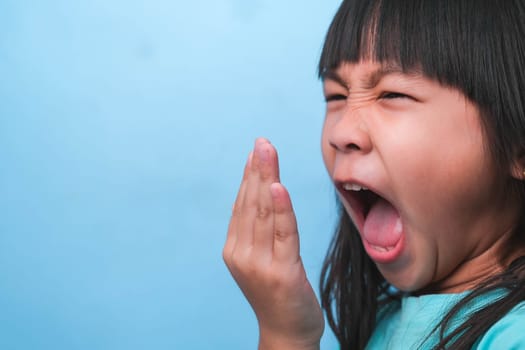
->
[318,0,525,349]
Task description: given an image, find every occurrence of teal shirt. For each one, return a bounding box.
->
[365,292,525,349]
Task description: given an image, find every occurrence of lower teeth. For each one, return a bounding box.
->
[370,244,394,252]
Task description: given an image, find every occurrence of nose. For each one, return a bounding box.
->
[327,108,372,154]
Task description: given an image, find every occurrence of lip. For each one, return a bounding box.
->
[335,179,406,264]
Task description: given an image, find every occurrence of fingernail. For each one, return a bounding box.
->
[256,143,269,162]
[255,137,269,146]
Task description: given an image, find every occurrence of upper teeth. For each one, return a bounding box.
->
[343,183,368,191]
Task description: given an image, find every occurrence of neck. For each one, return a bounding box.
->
[418,232,525,295]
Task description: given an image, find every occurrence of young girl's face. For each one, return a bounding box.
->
[321,60,522,292]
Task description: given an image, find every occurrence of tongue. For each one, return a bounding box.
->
[363,198,402,248]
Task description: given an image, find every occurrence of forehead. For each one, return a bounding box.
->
[322,61,424,88]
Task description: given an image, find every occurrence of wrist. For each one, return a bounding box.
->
[258,331,321,350]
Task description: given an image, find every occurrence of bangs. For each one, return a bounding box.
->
[319,0,512,90]
[318,0,525,171]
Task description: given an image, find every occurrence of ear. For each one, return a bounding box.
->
[510,155,525,180]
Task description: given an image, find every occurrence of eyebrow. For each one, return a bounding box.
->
[322,70,348,87]
[322,64,422,89]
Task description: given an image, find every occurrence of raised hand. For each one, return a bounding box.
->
[223,138,324,350]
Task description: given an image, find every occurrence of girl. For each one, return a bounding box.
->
[223,1,525,349]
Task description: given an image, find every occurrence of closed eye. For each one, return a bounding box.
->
[380,92,412,100]
[325,94,347,103]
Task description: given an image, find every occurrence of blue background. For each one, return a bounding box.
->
[0,1,341,348]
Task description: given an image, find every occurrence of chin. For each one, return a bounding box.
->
[378,265,431,293]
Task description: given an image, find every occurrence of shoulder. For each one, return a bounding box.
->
[474,302,525,349]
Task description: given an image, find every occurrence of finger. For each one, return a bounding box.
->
[270,182,300,264]
[224,151,252,261]
[255,137,280,181]
[252,141,281,259]
[236,139,266,249]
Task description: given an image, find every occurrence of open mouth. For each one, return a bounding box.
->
[337,182,380,225]
[355,188,380,218]
[337,181,405,263]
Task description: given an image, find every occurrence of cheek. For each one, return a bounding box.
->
[391,136,491,231]
[383,107,486,199]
